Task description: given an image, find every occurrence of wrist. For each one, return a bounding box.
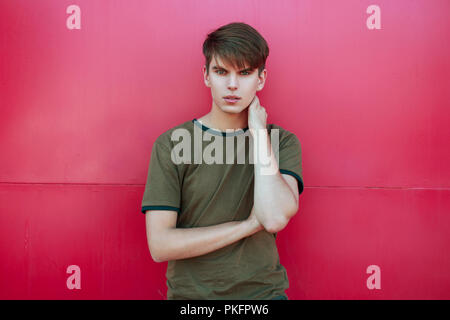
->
[243,217,263,235]
[249,127,267,136]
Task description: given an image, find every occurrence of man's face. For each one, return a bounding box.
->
[203,55,266,115]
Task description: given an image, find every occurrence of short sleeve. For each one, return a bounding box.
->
[141,141,181,214]
[277,133,304,195]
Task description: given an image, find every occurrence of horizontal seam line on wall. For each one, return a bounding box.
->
[308,186,450,190]
[0,182,449,190]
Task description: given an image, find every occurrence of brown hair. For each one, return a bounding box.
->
[202,22,269,77]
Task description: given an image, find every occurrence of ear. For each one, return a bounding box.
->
[203,65,211,88]
[257,69,267,91]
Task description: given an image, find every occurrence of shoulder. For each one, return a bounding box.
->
[268,123,300,145]
[154,119,194,149]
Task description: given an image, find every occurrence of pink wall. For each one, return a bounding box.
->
[0,0,449,299]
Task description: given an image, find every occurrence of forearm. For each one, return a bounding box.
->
[252,129,298,231]
[153,219,260,263]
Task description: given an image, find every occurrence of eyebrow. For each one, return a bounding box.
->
[212,65,254,72]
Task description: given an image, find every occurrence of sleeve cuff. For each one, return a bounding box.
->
[141,205,181,214]
[279,169,304,195]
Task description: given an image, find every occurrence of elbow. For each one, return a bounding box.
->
[265,216,288,234]
[265,224,279,234]
[265,208,297,234]
[148,242,166,263]
[151,250,166,263]
[151,252,164,263]
[147,229,174,263]
[259,215,279,234]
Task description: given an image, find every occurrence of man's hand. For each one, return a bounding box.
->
[247,95,267,134]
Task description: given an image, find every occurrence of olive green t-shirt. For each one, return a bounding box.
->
[141,118,304,300]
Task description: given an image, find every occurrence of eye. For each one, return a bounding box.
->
[215,70,251,75]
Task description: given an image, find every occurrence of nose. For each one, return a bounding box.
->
[227,74,238,91]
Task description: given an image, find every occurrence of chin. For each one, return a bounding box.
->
[221,106,244,113]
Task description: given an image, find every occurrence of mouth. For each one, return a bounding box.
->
[223,96,241,104]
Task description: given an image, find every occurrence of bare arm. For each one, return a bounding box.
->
[146,207,263,263]
[252,129,299,233]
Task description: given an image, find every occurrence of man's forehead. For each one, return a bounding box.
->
[211,56,251,70]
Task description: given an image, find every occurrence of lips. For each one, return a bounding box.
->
[224,96,241,104]
[224,96,241,99]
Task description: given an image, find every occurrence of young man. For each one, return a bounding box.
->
[141,22,303,300]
